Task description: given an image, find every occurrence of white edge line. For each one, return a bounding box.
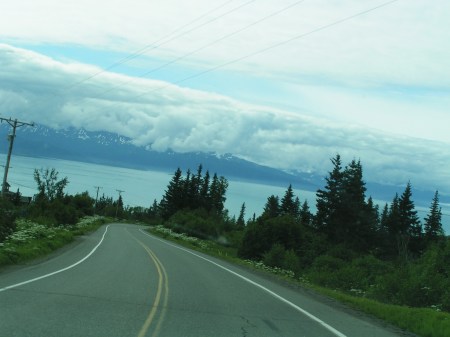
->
[139,229,347,337]
[0,225,110,293]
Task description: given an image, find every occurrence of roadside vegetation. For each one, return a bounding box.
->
[138,159,448,337]
[0,168,110,266]
[1,159,449,336]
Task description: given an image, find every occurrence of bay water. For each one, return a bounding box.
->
[3,155,449,232]
[3,155,317,219]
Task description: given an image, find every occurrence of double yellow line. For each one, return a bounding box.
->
[127,230,169,337]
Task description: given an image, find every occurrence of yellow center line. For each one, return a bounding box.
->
[125,229,169,337]
[150,250,169,337]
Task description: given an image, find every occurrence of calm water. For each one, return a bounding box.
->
[2,155,317,219]
[3,155,449,232]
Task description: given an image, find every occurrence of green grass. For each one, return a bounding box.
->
[147,225,450,337]
[313,287,450,337]
[0,216,109,266]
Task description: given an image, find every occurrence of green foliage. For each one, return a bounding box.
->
[263,243,301,275]
[262,195,280,218]
[424,191,444,244]
[280,184,298,216]
[0,216,106,266]
[34,168,68,201]
[239,214,304,259]
[0,198,16,242]
[166,208,222,240]
[236,202,246,229]
[313,286,450,337]
[159,166,228,221]
[315,156,377,252]
[307,254,392,292]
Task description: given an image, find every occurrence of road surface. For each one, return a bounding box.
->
[0,223,410,337]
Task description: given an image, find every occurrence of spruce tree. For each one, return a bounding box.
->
[340,159,375,251]
[236,202,246,229]
[262,195,280,218]
[299,200,313,226]
[396,182,422,257]
[160,168,183,219]
[398,182,420,235]
[200,170,210,209]
[280,184,296,216]
[315,154,343,238]
[379,203,389,234]
[424,190,444,242]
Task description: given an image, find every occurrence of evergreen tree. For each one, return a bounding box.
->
[340,159,376,251]
[315,154,344,238]
[379,203,389,234]
[262,195,280,218]
[387,194,401,235]
[294,197,301,219]
[160,168,184,219]
[398,182,421,235]
[299,200,313,226]
[199,170,210,208]
[424,190,444,243]
[280,184,297,216]
[209,174,228,214]
[236,202,246,229]
[366,196,379,232]
[390,182,423,258]
[183,169,192,208]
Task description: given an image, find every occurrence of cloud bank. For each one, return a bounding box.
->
[1,44,449,194]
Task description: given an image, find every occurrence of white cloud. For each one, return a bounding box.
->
[2,0,449,88]
[1,43,450,195]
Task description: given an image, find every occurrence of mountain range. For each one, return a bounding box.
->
[0,124,320,189]
[0,123,444,208]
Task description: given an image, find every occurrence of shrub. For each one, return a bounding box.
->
[263,243,286,268]
[0,198,17,241]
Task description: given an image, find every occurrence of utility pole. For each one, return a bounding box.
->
[1,118,34,197]
[94,186,102,215]
[115,189,124,218]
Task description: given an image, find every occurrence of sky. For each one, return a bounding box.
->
[1,0,450,203]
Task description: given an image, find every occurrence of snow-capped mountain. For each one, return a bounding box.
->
[0,124,318,190]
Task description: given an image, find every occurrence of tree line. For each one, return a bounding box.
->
[151,156,448,311]
[1,158,448,311]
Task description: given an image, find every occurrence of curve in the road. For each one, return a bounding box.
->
[138,229,348,337]
[0,224,110,293]
[127,229,169,337]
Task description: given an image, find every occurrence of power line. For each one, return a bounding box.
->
[0,117,35,196]
[129,0,401,101]
[64,0,251,91]
[95,0,307,100]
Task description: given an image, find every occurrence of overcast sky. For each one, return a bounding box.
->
[1,0,450,198]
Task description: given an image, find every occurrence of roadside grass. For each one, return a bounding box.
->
[0,216,109,266]
[148,224,450,337]
[149,225,240,261]
[313,286,450,337]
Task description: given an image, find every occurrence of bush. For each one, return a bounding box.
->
[0,199,16,242]
[263,243,286,268]
[307,254,392,293]
[167,209,219,240]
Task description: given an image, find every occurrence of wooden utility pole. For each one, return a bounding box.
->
[94,186,102,214]
[1,118,34,197]
[115,189,124,218]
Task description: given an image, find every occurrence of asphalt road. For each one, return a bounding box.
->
[0,223,410,337]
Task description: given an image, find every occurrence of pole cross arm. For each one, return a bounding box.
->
[1,117,36,196]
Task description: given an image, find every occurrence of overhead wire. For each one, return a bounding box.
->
[64,0,255,91]
[95,0,307,100]
[122,0,401,102]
